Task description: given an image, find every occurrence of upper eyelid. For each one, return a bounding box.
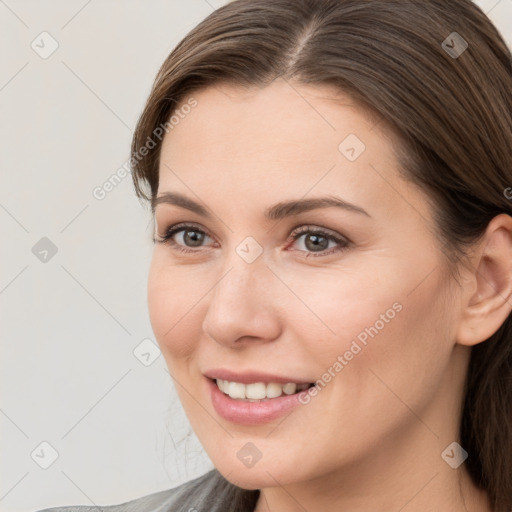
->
[159,222,348,246]
[155,209,350,236]
[157,221,211,236]
[291,225,346,239]
[159,221,340,235]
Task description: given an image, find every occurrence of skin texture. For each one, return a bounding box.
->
[147,79,512,512]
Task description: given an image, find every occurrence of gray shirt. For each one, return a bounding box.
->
[35,470,260,512]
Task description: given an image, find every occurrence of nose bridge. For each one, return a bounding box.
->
[212,235,270,303]
[202,243,281,345]
[210,246,266,312]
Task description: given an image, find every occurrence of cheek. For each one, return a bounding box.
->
[328,269,455,423]
[147,257,206,360]
[279,262,403,350]
[293,259,453,388]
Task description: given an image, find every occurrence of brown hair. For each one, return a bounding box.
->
[130,1,512,510]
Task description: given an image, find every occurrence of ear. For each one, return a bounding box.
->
[456,214,512,347]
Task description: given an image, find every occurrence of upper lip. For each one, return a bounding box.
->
[204,369,313,385]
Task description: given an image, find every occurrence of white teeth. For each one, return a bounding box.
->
[228,381,245,399]
[245,382,267,399]
[266,382,283,398]
[282,383,297,395]
[219,379,232,394]
[216,379,310,400]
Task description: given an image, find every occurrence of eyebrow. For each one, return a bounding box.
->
[152,191,370,220]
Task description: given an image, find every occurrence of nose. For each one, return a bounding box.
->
[201,252,282,348]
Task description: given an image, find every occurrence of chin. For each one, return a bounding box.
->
[213,456,308,490]
[220,467,285,490]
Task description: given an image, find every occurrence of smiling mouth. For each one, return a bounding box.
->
[213,378,315,402]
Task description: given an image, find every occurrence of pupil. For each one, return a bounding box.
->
[305,234,328,251]
[185,230,204,247]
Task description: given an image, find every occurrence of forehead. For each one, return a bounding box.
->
[160,80,393,174]
[156,80,432,230]
[168,80,382,146]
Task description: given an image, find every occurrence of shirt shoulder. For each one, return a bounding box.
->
[34,469,250,512]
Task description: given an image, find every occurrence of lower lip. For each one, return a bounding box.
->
[207,378,310,425]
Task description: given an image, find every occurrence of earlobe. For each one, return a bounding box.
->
[456,214,512,347]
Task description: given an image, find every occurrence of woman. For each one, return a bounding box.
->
[38,0,512,511]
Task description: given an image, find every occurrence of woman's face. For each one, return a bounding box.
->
[148,80,468,490]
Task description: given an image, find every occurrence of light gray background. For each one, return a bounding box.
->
[1,1,510,511]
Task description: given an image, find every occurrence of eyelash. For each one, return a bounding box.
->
[154,222,350,258]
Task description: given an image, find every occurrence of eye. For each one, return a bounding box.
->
[154,223,216,253]
[287,225,350,257]
[154,222,350,258]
